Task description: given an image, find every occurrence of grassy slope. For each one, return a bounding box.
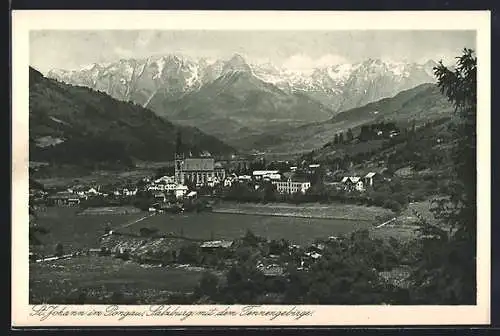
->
[151,71,335,146]
[244,83,453,153]
[30,256,205,303]
[29,67,234,166]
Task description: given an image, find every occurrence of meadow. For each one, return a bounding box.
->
[29,256,206,304]
[34,206,376,255]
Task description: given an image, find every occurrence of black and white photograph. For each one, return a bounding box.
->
[12,10,490,326]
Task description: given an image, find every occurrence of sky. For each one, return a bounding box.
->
[30,30,476,73]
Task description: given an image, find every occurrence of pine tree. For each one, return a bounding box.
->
[412,48,477,304]
[346,128,354,142]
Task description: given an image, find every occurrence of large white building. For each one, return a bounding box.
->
[272,178,311,194]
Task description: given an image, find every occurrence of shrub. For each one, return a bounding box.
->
[383,200,402,213]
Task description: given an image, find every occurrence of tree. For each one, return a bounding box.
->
[359,125,371,142]
[262,181,277,203]
[29,206,49,246]
[411,48,477,304]
[346,128,354,142]
[55,242,64,257]
[241,229,263,247]
[195,272,220,299]
[177,244,201,264]
[338,132,345,144]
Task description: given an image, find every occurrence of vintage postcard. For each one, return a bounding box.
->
[12,10,491,327]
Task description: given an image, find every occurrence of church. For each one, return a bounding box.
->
[174,134,225,186]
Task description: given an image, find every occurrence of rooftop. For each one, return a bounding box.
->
[200,240,234,248]
[342,176,361,183]
[181,158,215,171]
[253,170,279,176]
[258,264,285,277]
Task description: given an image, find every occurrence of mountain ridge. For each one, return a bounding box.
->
[239,83,454,153]
[44,54,439,148]
[45,53,438,114]
[153,69,336,146]
[29,67,234,166]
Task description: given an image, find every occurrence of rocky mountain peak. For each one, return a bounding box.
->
[222,54,252,75]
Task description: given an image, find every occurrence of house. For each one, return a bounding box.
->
[206,177,220,188]
[122,188,138,196]
[155,176,176,184]
[304,251,322,260]
[175,185,188,199]
[214,162,226,181]
[252,170,279,181]
[200,240,234,249]
[262,173,281,182]
[257,263,285,277]
[67,198,81,206]
[153,192,166,203]
[148,181,178,193]
[46,191,74,206]
[87,187,100,195]
[363,172,383,188]
[186,191,197,198]
[238,175,252,182]
[341,176,365,192]
[389,130,400,138]
[223,177,234,187]
[200,240,234,259]
[272,177,311,194]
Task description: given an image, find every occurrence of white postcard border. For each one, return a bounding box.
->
[12,10,491,327]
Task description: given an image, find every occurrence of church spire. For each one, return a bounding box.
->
[176,132,182,155]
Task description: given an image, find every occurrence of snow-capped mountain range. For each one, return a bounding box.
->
[46,53,438,114]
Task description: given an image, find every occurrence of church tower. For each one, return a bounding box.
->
[174,132,185,184]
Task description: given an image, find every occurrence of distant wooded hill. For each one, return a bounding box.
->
[29,67,234,167]
[242,83,454,153]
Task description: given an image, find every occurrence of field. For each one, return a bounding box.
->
[119,212,374,245]
[34,206,377,255]
[33,165,162,188]
[30,256,205,303]
[30,202,426,303]
[213,201,393,221]
[33,207,146,255]
[31,206,376,303]
[369,200,436,240]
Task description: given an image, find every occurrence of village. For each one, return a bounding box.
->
[25,29,477,307]
[28,150,391,277]
[30,150,386,211]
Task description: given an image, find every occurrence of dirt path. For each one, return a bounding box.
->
[374,217,397,229]
[114,213,155,230]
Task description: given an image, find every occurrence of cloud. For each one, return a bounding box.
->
[135,31,158,49]
[282,53,348,73]
[113,46,136,59]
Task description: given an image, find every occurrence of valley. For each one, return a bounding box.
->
[45,53,438,148]
[27,34,477,306]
